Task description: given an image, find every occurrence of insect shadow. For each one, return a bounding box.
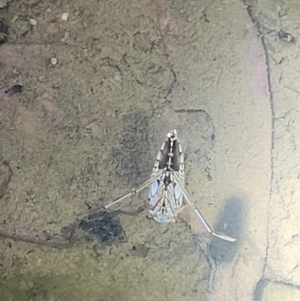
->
[209,197,246,264]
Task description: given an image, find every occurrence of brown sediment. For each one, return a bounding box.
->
[0,224,75,248]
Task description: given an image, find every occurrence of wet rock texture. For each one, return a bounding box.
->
[245,0,300,300]
[255,279,300,301]
[156,1,272,300]
[3,0,300,299]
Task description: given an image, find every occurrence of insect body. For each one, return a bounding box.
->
[147,129,184,223]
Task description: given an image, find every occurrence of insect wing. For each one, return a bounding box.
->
[150,191,175,223]
[148,177,164,208]
[171,178,184,209]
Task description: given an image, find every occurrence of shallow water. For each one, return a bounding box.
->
[1,0,300,300]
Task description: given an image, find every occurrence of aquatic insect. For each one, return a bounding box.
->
[105,129,236,243]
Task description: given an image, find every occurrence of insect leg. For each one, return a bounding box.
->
[173,172,236,243]
[105,170,163,209]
